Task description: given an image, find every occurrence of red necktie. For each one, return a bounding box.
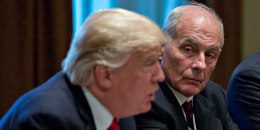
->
[107,118,119,130]
[183,101,194,130]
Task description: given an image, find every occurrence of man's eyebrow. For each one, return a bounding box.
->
[180,37,222,51]
[179,37,199,47]
[208,45,222,52]
[146,51,160,58]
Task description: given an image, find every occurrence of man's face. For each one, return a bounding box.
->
[111,45,165,117]
[162,10,222,97]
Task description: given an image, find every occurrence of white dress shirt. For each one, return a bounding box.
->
[82,87,113,130]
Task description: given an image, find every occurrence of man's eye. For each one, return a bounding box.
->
[142,57,159,72]
[205,52,215,59]
[184,46,193,53]
[145,61,152,66]
[145,59,156,66]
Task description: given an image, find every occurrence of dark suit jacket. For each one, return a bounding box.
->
[135,81,239,130]
[227,52,260,130]
[0,72,136,130]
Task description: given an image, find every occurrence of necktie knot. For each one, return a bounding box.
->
[107,118,119,130]
[183,100,194,130]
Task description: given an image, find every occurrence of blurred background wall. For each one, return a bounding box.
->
[0,0,259,118]
[242,0,260,59]
[0,0,73,118]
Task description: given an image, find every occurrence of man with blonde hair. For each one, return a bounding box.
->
[0,8,169,130]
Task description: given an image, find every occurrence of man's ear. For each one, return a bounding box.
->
[94,65,112,89]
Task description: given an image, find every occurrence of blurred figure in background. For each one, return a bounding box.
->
[135,3,239,130]
[0,8,169,130]
[227,52,260,130]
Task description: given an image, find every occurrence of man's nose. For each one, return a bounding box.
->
[191,53,206,72]
[152,61,165,82]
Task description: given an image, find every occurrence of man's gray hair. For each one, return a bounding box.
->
[162,2,224,47]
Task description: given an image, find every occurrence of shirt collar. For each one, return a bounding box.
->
[165,82,193,106]
[82,87,113,130]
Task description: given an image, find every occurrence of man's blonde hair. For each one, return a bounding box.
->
[62,8,170,87]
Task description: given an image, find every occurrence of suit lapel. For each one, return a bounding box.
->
[119,117,137,130]
[159,82,188,130]
[65,75,96,130]
[194,94,222,130]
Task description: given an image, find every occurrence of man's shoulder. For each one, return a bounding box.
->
[233,52,260,75]
[0,72,87,129]
[201,80,225,96]
[196,80,227,109]
[4,72,79,120]
[22,72,74,106]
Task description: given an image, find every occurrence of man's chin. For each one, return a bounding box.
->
[124,103,151,117]
[139,103,152,114]
[181,86,202,97]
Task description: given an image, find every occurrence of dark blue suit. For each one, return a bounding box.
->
[227,52,260,130]
[135,81,239,130]
[0,72,136,130]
